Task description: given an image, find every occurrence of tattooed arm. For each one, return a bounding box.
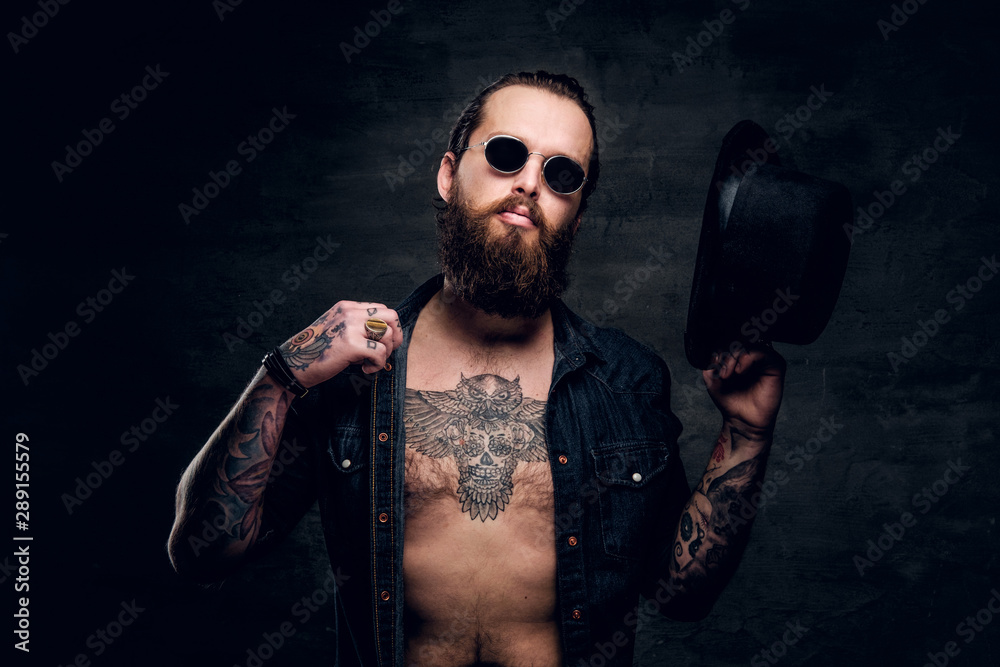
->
[167,369,293,582]
[661,344,786,620]
[167,300,403,582]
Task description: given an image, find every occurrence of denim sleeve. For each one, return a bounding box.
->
[638,357,691,603]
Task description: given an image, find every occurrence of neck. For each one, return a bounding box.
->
[419,277,554,349]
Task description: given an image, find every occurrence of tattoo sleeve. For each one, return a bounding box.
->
[169,368,292,579]
[662,424,771,618]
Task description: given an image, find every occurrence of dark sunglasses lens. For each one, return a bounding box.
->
[484,137,528,172]
[544,157,586,194]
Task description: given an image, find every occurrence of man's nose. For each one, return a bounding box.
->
[510,154,544,199]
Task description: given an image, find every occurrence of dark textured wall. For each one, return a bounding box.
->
[5,1,998,665]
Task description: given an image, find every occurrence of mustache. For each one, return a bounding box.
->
[488,195,548,230]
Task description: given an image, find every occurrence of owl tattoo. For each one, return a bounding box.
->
[404,374,547,521]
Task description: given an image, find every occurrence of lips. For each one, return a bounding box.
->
[497,205,536,228]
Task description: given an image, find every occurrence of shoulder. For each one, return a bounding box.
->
[556,302,672,390]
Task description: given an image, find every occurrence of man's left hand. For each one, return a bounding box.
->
[703,344,786,437]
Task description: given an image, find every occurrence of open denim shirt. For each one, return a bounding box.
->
[254,274,690,666]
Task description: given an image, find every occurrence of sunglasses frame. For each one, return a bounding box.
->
[459,134,588,195]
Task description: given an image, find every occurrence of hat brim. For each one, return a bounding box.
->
[684,121,781,369]
[684,121,852,369]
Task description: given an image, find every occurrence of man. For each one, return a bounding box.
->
[168,71,785,666]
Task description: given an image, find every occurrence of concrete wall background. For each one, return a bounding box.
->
[5,0,998,665]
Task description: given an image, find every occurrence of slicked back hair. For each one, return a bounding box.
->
[443,71,601,216]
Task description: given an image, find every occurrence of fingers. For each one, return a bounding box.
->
[359,303,404,350]
[289,301,404,381]
[705,343,780,382]
[359,338,390,374]
[351,303,401,374]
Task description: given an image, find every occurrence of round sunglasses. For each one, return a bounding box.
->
[460,135,588,195]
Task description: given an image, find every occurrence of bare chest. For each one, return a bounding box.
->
[403,366,554,522]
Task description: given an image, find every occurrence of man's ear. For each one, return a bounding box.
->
[437,152,457,202]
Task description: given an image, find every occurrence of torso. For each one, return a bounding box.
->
[402,305,561,667]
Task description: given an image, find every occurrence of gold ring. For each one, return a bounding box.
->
[365,318,388,341]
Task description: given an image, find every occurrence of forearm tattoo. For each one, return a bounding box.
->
[404,374,547,521]
[668,426,768,595]
[202,382,289,548]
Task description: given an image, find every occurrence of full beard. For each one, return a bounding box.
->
[437,184,577,319]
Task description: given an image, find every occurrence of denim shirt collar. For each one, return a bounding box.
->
[393,274,606,383]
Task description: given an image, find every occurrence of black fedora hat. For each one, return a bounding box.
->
[684,120,853,369]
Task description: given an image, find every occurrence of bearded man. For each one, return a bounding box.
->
[168,71,785,666]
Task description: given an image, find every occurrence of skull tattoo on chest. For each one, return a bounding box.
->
[404,374,547,521]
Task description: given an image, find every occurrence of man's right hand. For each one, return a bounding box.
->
[278,301,403,387]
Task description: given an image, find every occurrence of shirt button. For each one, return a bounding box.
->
[632,472,643,483]
[378,512,389,523]
[378,432,389,442]
[571,609,582,620]
[380,590,390,601]
[384,362,392,371]
[558,454,568,465]
[568,536,578,547]
[342,459,351,468]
